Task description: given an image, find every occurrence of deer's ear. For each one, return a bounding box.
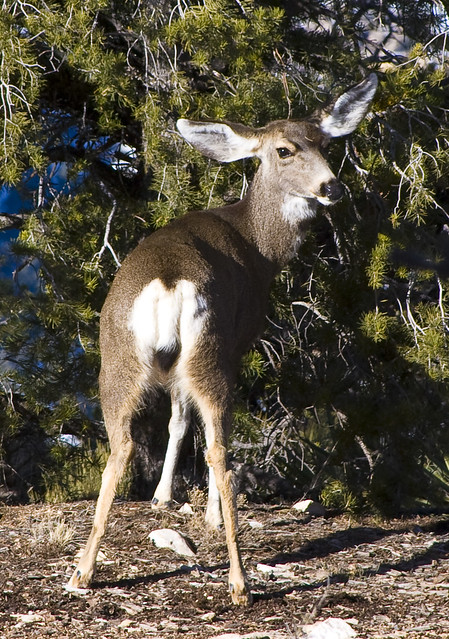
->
[320,73,378,138]
[177,119,259,162]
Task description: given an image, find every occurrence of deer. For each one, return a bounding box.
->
[66,73,377,606]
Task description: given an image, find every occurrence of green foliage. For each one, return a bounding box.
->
[0,9,41,183]
[1,0,449,512]
[37,441,131,503]
[320,480,359,513]
[366,234,392,290]
[360,310,392,343]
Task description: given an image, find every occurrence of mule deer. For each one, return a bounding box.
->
[67,74,377,605]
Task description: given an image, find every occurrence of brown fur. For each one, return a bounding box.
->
[66,74,377,606]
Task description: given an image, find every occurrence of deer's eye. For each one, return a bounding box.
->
[277,147,293,159]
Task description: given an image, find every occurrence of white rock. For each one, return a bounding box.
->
[64,583,92,596]
[214,633,290,639]
[179,502,194,515]
[302,618,357,639]
[73,548,108,564]
[213,634,281,639]
[247,519,263,528]
[149,528,196,557]
[256,562,296,580]
[200,611,216,621]
[12,613,45,625]
[118,619,134,629]
[292,499,326,516]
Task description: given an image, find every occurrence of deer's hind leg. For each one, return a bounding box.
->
[66,364,143,591]
[200,396,251,605]
[183,358,251,606]
[66,416,134,590]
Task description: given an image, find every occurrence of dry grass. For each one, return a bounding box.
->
[29,513,75,554]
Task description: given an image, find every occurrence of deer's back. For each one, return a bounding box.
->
[100,210,273,369]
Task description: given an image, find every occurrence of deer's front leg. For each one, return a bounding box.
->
[152,391,190,510]
[205,465,223,529]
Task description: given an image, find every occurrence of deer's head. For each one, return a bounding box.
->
[177,74,377,217]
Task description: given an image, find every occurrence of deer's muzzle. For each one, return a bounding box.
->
[320,178,344,203]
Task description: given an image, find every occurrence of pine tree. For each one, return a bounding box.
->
[0,0,448,511]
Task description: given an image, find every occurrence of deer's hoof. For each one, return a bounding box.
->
[229,582,253,606]
[151,497,174,510]
[65,569,92,595]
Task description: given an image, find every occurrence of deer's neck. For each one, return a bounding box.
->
[216,170,317,271]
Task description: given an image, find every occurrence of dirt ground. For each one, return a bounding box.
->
[0,499,448,638]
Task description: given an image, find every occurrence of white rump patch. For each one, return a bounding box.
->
[128,279,208,366]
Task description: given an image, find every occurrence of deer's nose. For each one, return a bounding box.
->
[320,179,344,202]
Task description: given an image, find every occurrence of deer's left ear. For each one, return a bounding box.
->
[177,119,259,162]
[320,73,378,138]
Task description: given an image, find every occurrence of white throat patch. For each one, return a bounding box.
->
[281,195,317,224]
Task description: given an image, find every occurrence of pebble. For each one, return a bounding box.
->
[292,499,327,516]
[149,528,196,557]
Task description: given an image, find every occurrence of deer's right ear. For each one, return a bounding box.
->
[177,119,259,162]
[320,73,378,138]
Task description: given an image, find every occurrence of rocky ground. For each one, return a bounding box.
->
[0,498,448,638]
